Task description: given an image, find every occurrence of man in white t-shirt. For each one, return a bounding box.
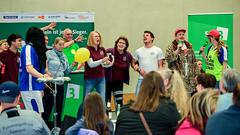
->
[132,31,164,95]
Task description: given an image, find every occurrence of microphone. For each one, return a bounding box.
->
[199,41,208,55]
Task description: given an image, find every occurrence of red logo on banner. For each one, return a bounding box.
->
[78,15,89,20]
[38,16,45,19]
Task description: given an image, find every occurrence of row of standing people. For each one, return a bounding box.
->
[87,28,218,108]
[0,26,228,129]
[0,27,228,97]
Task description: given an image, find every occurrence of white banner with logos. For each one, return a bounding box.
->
[0,12,94,23]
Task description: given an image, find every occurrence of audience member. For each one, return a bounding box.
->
[176,89,219,135]
[0,81,51,135]
[65,92,114,135]
[132,31,164,95]
[115,71,180,135]
[205,69,240,135]
[196,59,205,73]
[216,69,240,112]
[159,69,189,117]
[0,34,22,83]
[195,73,216,92]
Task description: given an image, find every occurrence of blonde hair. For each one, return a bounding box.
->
[131,71,166,112]
[87,31,102,47]
[188,89,219,133]
[54,37,64,45]
[158,69,188,117]
[0,39,7,46]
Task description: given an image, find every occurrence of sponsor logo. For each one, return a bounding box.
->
[38,15,45,19]
[3,16,18,19]
[2,89,10,94]
[48,15,61,19]
[20,16,35,19]
[64,15,76,19]
[78,15,89,20]
[217,27,228,40]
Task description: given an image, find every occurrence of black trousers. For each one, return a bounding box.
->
[42,82,64,129]
[106,81,123,108]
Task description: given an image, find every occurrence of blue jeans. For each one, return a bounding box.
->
[135,79,143,95]
[84,77,106,104]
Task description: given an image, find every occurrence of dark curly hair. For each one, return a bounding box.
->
[25,27,47,70]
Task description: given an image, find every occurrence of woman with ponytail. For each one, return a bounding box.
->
[200,29,228,88]
[159,69,189,117]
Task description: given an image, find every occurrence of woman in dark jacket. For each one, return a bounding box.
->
[115,71,180,135]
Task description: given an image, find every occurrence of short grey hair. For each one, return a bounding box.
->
[222,69,240,92]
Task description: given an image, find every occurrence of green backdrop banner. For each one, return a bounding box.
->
[0,12,94,48]
[0,12,94,132]
[188,13,233,68]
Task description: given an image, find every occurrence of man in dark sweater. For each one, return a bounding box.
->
[0,34,22,83]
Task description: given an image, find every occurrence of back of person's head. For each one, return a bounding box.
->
[131,71,165,112]
[188,89,219,133]
[222,69,240,93]
[233,83,240,106]
[0,81,20,103]
[158,69,188,116]
[208,74,217,87]
[26,27,47,70]
[26,27,45,46]
[196,73,216,90]
[7,34,22,46]
[83,92,109,135]
[221,69,240,106]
